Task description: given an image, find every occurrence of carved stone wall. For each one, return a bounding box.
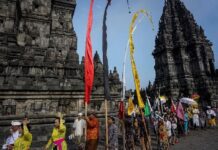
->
[0,0,82,91]
[153,0,217,104]
[0,0,122,147]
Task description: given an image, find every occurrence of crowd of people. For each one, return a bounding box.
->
[2,111,119,150]
[1,99,217,150]
[121,98,218,150]
[150,103,217,150]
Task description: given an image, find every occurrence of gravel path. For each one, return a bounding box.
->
[171,128,218,150]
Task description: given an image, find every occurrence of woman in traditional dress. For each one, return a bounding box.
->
[45,113,67,150]
[13,118,32,150]
[159,120,169,150]
[184,109,189,135]
[206,106,217,128]
[171,114,178,145]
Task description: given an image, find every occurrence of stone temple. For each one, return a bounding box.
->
[0,0,121,148]
[153,0,218,106]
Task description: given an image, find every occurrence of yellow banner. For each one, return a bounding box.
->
[129,10,154,108]
[128,97,135,116]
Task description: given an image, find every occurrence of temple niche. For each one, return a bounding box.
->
[153,0,218,105]
[0,0,121,148]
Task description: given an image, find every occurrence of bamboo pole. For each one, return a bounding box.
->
[140,109,151,150]
[85,102,88,142]
[122,117,126,150]
[105,99,108,150]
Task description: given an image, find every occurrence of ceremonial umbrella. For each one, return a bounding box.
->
[180,97,198,105]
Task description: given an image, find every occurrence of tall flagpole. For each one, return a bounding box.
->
[105,99,108,149]
[140,108,150,150]
[102,1,111,149]
[128,10,154,150]
[84,0,95,143]
[121,20,143,149]
[121,39,129,150]
[145,95,152,150]
[85,102,87,142]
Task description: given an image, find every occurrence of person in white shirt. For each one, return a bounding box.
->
[2,121,21,150]
[192,106,200,129]
[164,116,172,145]
[71,113,86,147]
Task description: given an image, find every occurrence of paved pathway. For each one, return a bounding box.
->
[171,128,218,150]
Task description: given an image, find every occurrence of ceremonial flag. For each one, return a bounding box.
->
[147,97,153,112]
[84,0,94,104]
[128,97,135,116]
[171,99,176,113]
[152,97,159,111]
[144,99,151,116]
[128,10,153,108]
[102,0,111,100]
[129,12,144,108]
[176,102,184,120]
[118,101,124,119]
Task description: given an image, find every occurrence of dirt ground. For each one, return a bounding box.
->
[171,127,218,150]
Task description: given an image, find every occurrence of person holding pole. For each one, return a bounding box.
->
[13,118,32,150]
[2,121,21,150]
[84,111,99,150]
[45,112,67,150]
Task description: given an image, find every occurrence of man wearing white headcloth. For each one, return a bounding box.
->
[2,121,21,150]
[69,113,86,148]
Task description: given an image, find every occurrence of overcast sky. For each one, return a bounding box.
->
[73,0,218,89]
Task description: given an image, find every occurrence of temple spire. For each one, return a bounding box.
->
[153,0,216,100]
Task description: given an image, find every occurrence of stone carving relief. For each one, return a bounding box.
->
[52,8,72,32]
[16,99,79,115]
[184,62,190,74]
[5,66,19,76]
[44,48,56,63]
[17,20,49,48]
[58,99,71,113]
[69,101,78,112]
[56,50,65,67]
[22,67,29,75]
[112,67,119,82]
[50,36,72,58]
[1,99,16,115]
[24,101,34,113]
[33,0,51,16]
[20,0,51,16]
[46,68,57,77]
[90,102,102,112]
[0,1,16,32]
[49,101,58,113]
